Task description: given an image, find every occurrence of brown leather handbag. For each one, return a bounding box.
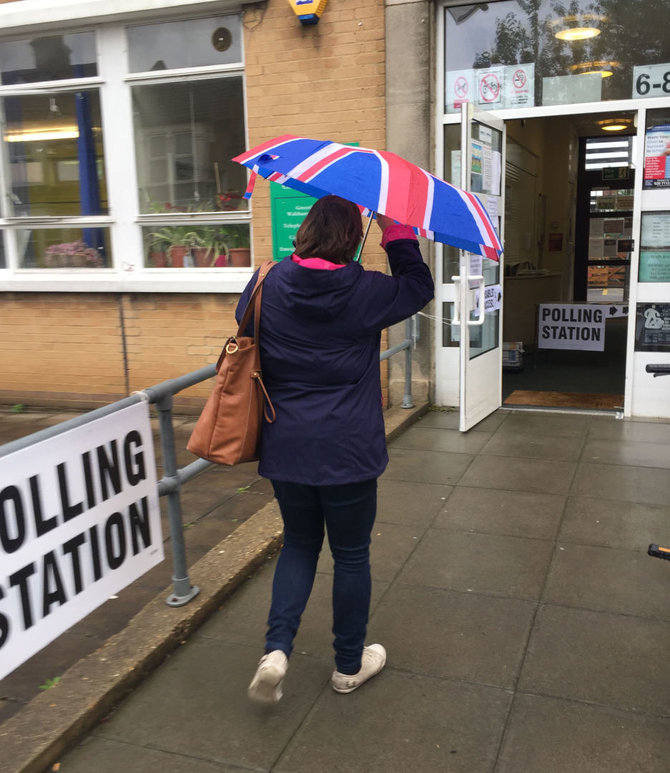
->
[187,260,276,465]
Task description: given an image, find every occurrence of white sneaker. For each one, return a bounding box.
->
[331,644,386,694]
[247,650,288,704]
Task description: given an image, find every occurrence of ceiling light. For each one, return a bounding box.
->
[597,118,632,133]
[4,128,79,142]
[570,61,619,78]
[551,14,605,42]
[555,26,600,41]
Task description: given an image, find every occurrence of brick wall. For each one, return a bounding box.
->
[0,0,391,413]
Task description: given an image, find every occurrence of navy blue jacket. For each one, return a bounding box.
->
[235,235,434,485]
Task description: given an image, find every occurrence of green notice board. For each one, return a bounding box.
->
[270,183,316,261]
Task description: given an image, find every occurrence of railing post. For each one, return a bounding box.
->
[401,317,414,409]
[156,393,200,607]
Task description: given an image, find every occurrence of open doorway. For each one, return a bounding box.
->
[502,111,635,411]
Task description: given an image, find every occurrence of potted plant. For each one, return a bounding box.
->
[44,240,103,268]
[147,226,203,268]
[217,225,251,267]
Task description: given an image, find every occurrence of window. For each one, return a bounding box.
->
[0,32,110,269]
[0,14,249,281]
[444,0,670,113]
[128,16,249,269]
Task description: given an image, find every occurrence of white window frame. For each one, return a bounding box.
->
[0,7,252,293]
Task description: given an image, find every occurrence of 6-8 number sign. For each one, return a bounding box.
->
[633,65,670,98]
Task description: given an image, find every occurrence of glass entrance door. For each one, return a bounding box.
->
[436,104,506,431]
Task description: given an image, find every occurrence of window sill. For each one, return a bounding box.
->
[0,269,254,294]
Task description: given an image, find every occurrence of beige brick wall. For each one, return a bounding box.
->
[0,0,391,413]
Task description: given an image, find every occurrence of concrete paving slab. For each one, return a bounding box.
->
[459,454,576,495]
[417,408,509,433]
[87,639,330,772]
[519,604,670,715]
[385,447,474,485]
[62,737,248,773]
[496,412,590,438]
[275,671,512,773]
[570,462,670,506]
[415,409,460,430]
[558,496,670,550]
[588,415,670,443]
[434,486,565,540]
[391,425,491,453]
[370,584,535,688]
[376,478,453,527]
[543,542,670,620]
[496,693,670,773]
[398,529,554,600]
[581,437,670,469]
[480,430,585,461]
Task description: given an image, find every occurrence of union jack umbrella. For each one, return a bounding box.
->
[233,134,502,261]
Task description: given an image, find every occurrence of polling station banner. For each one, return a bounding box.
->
[538,304,606,351]
[0,401,163,679]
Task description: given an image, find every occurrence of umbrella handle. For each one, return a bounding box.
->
[354,211,375,263]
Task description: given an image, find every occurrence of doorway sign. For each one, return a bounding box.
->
[0,402,163,679]
[538,303,606,351]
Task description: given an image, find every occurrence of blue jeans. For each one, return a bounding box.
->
[267,478,377,675]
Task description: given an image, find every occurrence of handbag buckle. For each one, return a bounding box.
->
[225,340,239,354]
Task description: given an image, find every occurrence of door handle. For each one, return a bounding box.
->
[468,275,485,326]
[451,275,461,324]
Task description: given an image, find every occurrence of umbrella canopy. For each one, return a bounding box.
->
[233,134,502,261]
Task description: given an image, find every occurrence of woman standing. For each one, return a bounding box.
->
[237,195,434,703]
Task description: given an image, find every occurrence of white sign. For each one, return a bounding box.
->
[504,64,535,107]
[0,402,163,679]
[477,67,504,107]
[446,68,475,111]
[485,284,502,313]
[474,284,502,313]
[538,304,606,351]
[633,63,670,99]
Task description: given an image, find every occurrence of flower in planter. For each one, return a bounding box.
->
[44,241,103,268]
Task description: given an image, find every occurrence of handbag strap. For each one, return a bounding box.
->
[237,260,276,338]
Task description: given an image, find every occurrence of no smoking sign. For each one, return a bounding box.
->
[512,69,526,88]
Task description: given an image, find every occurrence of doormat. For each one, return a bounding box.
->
[504,390,624,410]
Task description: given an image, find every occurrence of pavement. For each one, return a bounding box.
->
[2,406,670,772]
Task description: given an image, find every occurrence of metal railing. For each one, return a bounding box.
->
[0,316,417,607]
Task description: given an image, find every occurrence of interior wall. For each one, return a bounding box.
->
[506,116,578,303]
[541,116,579,301]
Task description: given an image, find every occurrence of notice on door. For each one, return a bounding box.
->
[538,304,606,351]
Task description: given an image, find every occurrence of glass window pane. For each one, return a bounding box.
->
[142,223,250,268]
[17,227,111,268]
[445,1,670,113]
[0,33,97,85]
[127,16,242,72]
[640,212,670,283]
[133,77,247,214]
[3,90,108,217]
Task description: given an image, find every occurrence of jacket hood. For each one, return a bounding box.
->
[273,258,363,322]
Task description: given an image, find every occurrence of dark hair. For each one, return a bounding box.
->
[293,195,363,264]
